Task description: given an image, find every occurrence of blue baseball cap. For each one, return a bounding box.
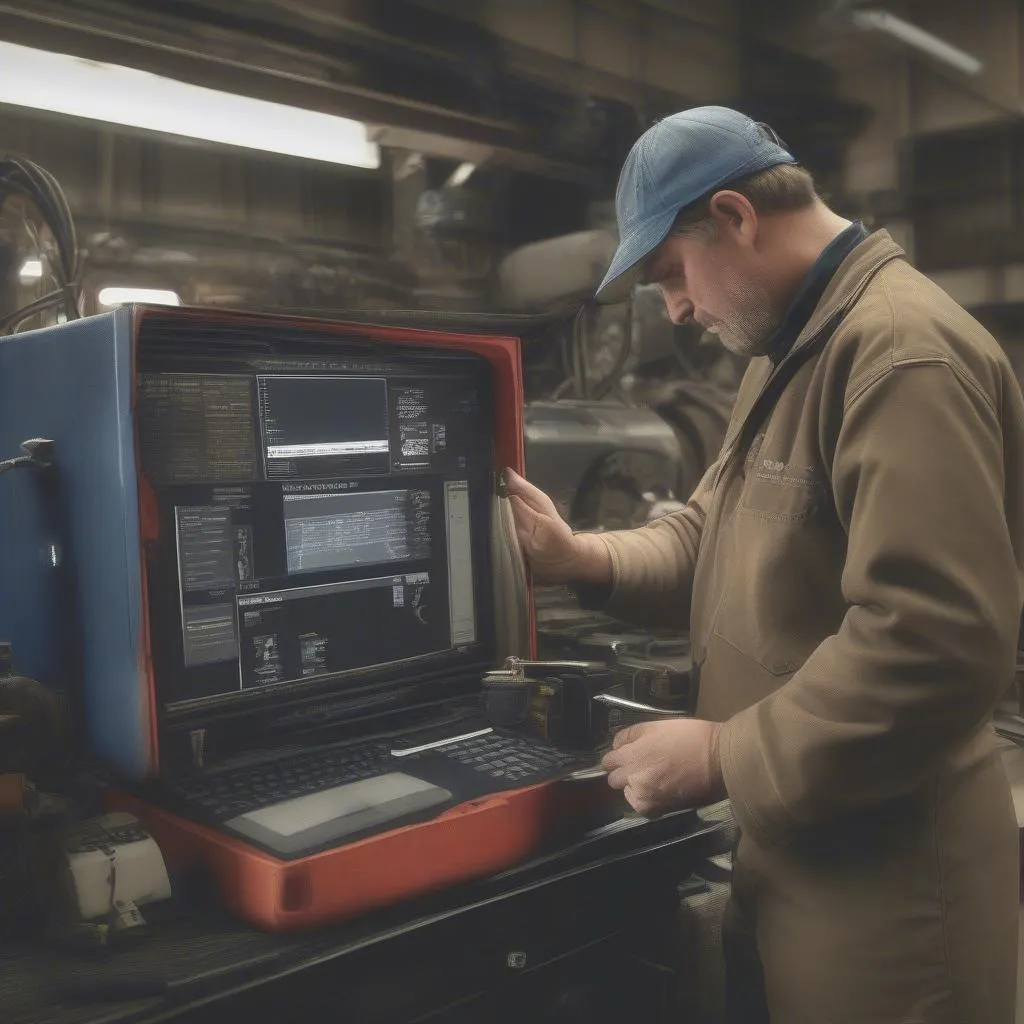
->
[596,106,796,304]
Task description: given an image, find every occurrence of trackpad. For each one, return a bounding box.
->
[224,773,452,856]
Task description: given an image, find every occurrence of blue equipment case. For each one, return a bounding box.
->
[0,307,148,776]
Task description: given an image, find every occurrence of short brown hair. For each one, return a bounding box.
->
[671,163,818,236]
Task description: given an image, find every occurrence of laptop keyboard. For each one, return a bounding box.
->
[173,739,394,820]
[173,732,585,821]
[428,732,583,784]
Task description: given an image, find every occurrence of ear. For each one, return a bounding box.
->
[707,190,758,245]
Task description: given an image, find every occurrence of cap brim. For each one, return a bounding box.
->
[594,206,678,305]
[594,262,641,305]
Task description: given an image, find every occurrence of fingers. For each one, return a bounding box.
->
[603,743,639,787]
[508,493,540,518]
[508,494,537,532]
[600,745,623,773]
[623,785,657,818]
[503,469,559,519]
[608,760,659,817]
[508,496,547,551]
[612,723,647,749]
[601,723,649,773]
[612,770,655,816]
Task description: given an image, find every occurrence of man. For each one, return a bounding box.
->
[505,106,1024,1023]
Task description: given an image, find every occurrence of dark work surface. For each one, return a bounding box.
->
[3,810,729,1024]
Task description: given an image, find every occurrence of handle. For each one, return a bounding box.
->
[592,693,687,717]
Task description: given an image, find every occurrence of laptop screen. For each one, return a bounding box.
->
[135,322,495,721]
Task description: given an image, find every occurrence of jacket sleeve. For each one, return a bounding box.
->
[718,358,1022,847]
[578,456,720,630]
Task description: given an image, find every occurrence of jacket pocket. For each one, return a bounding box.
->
[739,468,824,522]
[710,505,845,677]
[739,429,827,523]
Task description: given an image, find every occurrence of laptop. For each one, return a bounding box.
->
[0,304,611,929]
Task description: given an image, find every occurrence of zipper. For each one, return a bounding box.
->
[708,362,774,496]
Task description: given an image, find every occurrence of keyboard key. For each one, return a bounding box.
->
[172,739,393,820]
[429,733,585,782]
[172,732,586,821]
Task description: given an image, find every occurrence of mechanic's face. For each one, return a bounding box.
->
[642,210,784,359]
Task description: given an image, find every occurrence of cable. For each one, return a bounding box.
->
[0,154,82,333]
[591,294,635,401]
[0,289,66,334]
[0,438,56,476]
[548,298,638,402]
[572,304,588,398]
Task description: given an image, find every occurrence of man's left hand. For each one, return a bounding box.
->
[600,718,726,817]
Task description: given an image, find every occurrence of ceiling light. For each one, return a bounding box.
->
[98,287,181,307]
[447,162,477,188]
[0,41,381,169]
[851,9,984,77]
[18,259,43,281]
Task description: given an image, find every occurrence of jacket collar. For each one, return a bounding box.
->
[785,229,905,360]
[717,230,907,460]
[765,221,868,364]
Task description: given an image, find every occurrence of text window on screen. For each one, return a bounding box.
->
[258,376,390,478]
[283,489,431,574]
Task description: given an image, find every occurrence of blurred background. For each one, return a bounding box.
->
[0,0,1021,639]
[2,11,1024,1014]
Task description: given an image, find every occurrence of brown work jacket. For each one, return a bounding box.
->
[595,230,1023,1020]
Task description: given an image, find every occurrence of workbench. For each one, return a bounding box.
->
[2,808,730,1024]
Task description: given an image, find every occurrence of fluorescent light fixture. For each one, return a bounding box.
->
[0,41,381,169]
[98,287,181,307]
[18,259,43,281]
[851,9,984,77]
[447,162,477,188]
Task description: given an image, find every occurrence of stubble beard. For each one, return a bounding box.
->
[707,270,783,360]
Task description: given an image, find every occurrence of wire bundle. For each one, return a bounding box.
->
[0,156,82,334]
[553,299,634,401]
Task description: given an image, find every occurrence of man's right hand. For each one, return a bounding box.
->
[503,469,612,587]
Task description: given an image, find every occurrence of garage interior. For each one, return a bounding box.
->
[1,1,1024,1022]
